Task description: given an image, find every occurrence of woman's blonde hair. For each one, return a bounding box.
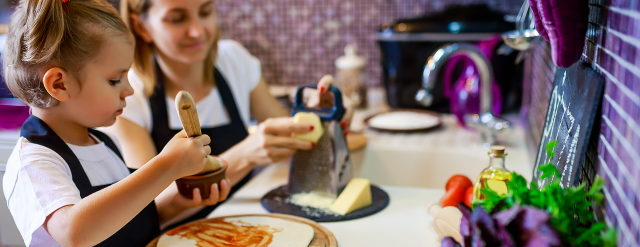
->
[120,0,220,96]
[2,0,129,108]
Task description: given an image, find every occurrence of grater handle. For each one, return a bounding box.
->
[292,85,345,121]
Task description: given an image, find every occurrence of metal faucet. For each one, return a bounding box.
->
[415,43,510,145]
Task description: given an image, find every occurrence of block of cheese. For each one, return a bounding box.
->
[292,112,324,143]
[330,178,372,215]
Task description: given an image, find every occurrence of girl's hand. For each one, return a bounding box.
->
[158,130,211,179]
[308,75,355,135]
[236,117,314,167]
[171,178,232,208]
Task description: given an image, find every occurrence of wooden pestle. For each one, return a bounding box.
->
[175,91,224,175]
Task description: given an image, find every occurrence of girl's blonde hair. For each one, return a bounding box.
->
[120,0,220,96]
[2,0,129,108]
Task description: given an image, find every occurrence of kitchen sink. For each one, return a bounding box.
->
[350,114,533,189]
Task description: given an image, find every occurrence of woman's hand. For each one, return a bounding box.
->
[233,117,314,167]
[309,75,355,135]
[157,130,212,179]
[171,178,232,209]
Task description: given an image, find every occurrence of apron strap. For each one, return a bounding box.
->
[149,63,248,153]
[149,62,174,152]
[214,68,248,135]
[21,116,94,189]
[88,129,124,161]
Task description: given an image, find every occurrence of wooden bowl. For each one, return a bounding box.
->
[176,157,227,199]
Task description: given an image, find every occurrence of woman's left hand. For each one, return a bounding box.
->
[171,178,232,208]
[307,75,355,136]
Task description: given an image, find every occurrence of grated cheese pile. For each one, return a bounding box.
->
[290,192,336,210]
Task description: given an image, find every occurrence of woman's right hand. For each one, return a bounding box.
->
[235,117,314,167]
[158,130,212,178]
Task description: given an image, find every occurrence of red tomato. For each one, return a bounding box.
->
[440,184,467,207]
[441,175,474,208]
[445,175,473,192]
[464,186,474,208]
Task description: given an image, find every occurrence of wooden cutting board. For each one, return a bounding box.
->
[146,213,337,247]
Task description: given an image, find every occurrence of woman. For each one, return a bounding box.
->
[108,0,350,228]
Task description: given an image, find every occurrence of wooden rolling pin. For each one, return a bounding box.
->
[175,91,224,175]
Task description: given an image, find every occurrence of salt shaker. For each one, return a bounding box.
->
[335,44,367,108]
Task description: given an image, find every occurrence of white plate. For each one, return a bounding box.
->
[366,110,441,132]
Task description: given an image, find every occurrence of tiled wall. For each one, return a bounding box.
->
[216,0,522,86]
[589,1,640,245]
[521,40,555,150]
[523,0,640,246]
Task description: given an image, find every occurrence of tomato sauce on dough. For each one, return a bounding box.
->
[166,219,282,247]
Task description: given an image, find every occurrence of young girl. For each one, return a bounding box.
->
[2,0,231,246]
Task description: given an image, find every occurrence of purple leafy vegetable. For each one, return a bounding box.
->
[456,204,563,247]
[459,203,472,238]
[471,206,501,246]
[495,222,516,247]
[441,237,462,247]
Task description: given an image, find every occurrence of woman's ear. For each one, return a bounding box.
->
[130,13,153,43]
[42,67,72,102]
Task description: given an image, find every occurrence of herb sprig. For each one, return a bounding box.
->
[474,141,616,247]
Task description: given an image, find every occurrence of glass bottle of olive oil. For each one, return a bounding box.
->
[473,146,512,200]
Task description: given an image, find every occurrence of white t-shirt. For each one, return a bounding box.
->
[120,39,262,133]
[2,134,130,247]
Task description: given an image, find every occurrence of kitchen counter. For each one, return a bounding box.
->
[209,160,445,247]
[207,88,532,247]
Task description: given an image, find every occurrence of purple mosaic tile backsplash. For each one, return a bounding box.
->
[523,0,640,246]
[216,0,522,86]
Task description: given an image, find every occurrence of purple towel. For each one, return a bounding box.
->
[532,0,589,68]
[528,0,549,41]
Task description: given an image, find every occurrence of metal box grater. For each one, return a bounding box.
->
[286,86,353,198]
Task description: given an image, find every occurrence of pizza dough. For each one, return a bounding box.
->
[157,216,315,247]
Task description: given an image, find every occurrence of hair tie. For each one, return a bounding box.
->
[63,0,68,3]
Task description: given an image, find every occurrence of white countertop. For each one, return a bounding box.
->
[209,160,445,247]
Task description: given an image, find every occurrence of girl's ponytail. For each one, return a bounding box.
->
[22,0,66,64]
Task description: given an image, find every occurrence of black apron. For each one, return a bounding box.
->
[21,116,160,247]
[149,65,252,229]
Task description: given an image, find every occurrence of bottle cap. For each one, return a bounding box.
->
[490,145,506,156]
[335,44,366,70]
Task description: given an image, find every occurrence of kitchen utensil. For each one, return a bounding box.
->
[364,109,441,133]
[175,91,224,173]
[146,213,338,247]
[287,85,352,199]
[174,91,227,199]
[261,185,390,222]
[174,158,227,200]
[501,0,541,51]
